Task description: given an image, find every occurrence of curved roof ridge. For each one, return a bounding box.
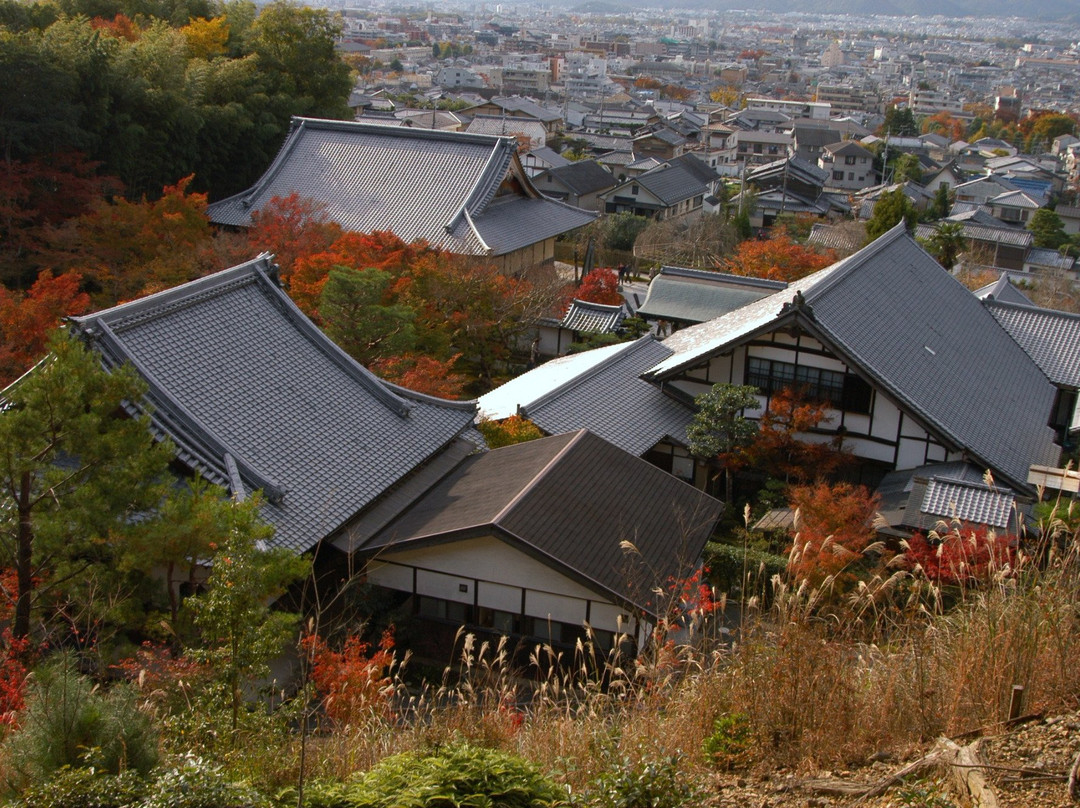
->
[447,136,517,234]
[660,266,788,289]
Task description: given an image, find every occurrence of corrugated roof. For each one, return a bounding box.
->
[985,299,1080,388]
[637,267,785,324]
[648,225,1061,491]
[68,255,477,553]
[560,298,624,333]
[362,430,723,615]
[206,117,593,256]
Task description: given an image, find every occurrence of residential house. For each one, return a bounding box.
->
[916,212,1033,271]
[791,124,845,164]
[465,96,563,136]
[465,114,547,150]
[599,156,716,221]
[819,140,875,192]
[206,118,595,274]
[521,146,570,179]
[534,160,617,212]
[731,130,793,167]
[533,297,625,357]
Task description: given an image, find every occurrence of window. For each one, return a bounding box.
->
[631,184,639,195]
[833,170,845,181]
[848,172,855,181]
[746,357,872,414]
[844,155,857,165]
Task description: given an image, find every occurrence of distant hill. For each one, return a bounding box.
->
[569,0,1079,21]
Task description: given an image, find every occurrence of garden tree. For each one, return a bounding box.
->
[634,212,739,268]
[476,415,545,449]
[179,15,228,58]
[921,111,965,142]
[926,185,952,221]
[43,176,216,305]
[723,234,836,282]
[596,210,650,253]
[686,383,760,504]
[248,1,352,120]
[246,193,344,295]
[368,354,465,398]
[0,270,90,385]
[0,334,174,640]
[1019,110,1077,154]
[865,188,917,242]
[902,522,1017,587]
[1028,207,1069,251]
[318,266,418,367]
[890,153,923,184]
[786,481,880,587]
[710,84,740,107]
[575,267,622,305]
[744,388,849,485]
[880,105,918,137]
[923,221,966,269]
[188,497,309,735]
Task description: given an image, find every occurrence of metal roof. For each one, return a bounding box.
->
[637,267,785,324]
[206,117,594,256]
[361,429,723,616]
[479,336,698,458]
[68,255,477,553]
[647,225,1061,492]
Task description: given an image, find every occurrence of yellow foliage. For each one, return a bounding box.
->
[181,16,229,59]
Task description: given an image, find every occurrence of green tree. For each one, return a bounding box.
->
[891,153,923,184]
[248,1,352,119]
[318,266,417,366]
[0,333,173,640]
[923,221,966,269]
[865,188,917,242]
[686,383,760,503]
[1028,207,1069,250]
[926,185,952,221]
[188,499,308,735]
[881,105,918,137]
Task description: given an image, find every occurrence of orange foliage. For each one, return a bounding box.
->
[476,414,545,449]
[921,111,966,142]
[90,13,141,40]
[247,193,343,287]
[301,628,395,727]
[723,234,836,282]
[787,481,879,585]
[575,267,623,306]
[0,270,90,385]
[370,353,466,399]
[744,389,848,484]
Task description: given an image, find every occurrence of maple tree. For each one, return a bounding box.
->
[787,481,880,586]
[743,388,849,484]
[301,628,396,727]
[0,271,90,385]
[476,415,545,449]
[575,267,623,306]
[902,523,1018,587]
[723,234,836,282]
[369,354,466,398]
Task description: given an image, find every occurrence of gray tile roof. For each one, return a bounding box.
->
[637,267,785,325]
[915,221,1033,248]
[647,225,1061,492]
[974,275,1034,306]
[362,429,723,616]
[545,160,617,196]
[634,161,711,206]
[912,476,1016,531]
[560,298,624,333]
[479,336,698,458]
[69,255,477,553]
[206,117,594,256]
[985,300,1080,388]
[465,114,546,141]
[1025,247,1075,270]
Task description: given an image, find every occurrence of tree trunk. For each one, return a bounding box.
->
[14,471,34,640]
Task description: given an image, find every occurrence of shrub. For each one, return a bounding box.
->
[5,659,159,784]
[140,754,270,808]
[588,754,697,808]
[344,743,565,807]
[702,713,752,770]
[15,767,148,808]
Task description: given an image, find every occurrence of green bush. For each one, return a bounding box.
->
[15,767,148,808]
[702,713,752,770]
[704,541,788,596]
[588,755,696,808]
[5,659,159,783]
[140,755,270,808]
[342,743,566,807]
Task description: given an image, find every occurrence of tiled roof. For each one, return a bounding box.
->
[560,298,624,333]
[634,161,711,205]
[465,114,546,140]
[974,275,1033,306]
[637,267,785,324]
[206,118,594,256]
[985,300,1080,388]
[647,225,1061,492]
[1025,247,1075,270]
[361,430,723,615]
[915,221,1033,248]
[807,223,865,254]
[479,336,698,458]
[68,255,477,553]
[546,160,617,196]
[910,477,1017,531]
